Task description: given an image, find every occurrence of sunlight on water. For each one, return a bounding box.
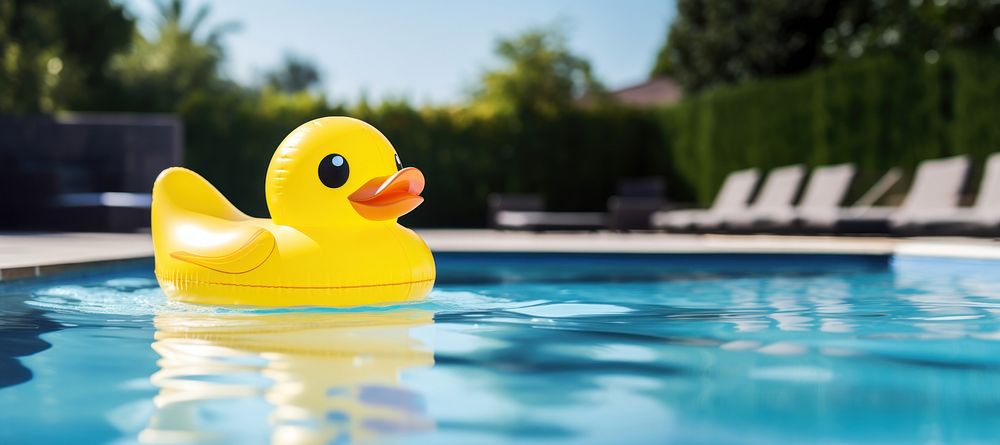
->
[22,279,523,319]
[3,254,1000,444]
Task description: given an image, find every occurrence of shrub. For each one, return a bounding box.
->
[177,49,1000,226]
[660,50,1000,205]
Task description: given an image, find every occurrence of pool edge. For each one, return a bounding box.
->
[2,231,1000,283]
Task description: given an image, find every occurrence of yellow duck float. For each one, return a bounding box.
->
[151,116,435,307]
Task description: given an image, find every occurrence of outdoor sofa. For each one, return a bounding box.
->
[490,177,666,231]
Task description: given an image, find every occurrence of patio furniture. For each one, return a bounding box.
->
[726,163,856,233]
[0,114,182,232]
[607,177,667,231]
[487,194,543,229]
[51,192,154,233]
[892,152,1000,236]
[650,168,761,232]
[699,164,807,232]
[798,167,902,233]
[490,177,666,231]
[488,193,606,230]
[808,155,971,235]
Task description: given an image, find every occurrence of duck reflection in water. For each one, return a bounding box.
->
[140,308,434,444]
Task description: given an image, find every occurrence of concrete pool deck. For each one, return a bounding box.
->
[2,230,999,281]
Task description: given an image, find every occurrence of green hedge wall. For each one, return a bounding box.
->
[359,107,676,227]
[180,92,671,227]
[177,50,1000,227]
[662,50,1000,205]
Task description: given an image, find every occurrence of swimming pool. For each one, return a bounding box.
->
[2,252,1000,444]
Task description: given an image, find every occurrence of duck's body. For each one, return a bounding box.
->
[152,117,435,307]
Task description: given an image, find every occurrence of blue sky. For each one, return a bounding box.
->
[121,0,675,104]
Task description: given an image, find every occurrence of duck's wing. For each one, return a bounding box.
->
[170,227,275,274]
[153,167,276,274]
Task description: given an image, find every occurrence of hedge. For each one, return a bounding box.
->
[662,50,1000,205]
[180,92,671,227]
[178,50,1000,226]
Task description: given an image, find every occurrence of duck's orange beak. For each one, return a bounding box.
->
[348,167,425,221]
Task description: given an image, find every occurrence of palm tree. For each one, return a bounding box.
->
[111,0,241,110]
[152,0,240,58]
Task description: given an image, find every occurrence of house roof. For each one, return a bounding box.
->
[609,76,682,107]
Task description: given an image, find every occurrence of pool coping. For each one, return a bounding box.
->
[2,230,999,282]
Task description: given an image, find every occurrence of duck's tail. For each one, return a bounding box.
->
[152,167,250,222]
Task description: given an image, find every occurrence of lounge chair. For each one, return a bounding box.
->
[726,163,856,233]
[797,167,902,233]
[650,168,760,232]
[808,155,971,234]
[892,152,1000,236]
[702,164,807,232]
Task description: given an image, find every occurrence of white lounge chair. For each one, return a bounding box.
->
[798,167,902,233]
[650,168,760,232]
[807,155,971,234]
[705,164,806,232]
[893,153,1000,236]
[728,164,855,233]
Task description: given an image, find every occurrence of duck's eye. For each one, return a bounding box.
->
[394,153,402,171]
[318,154,349,188]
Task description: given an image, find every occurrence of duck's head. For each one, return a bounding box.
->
[265,117,424,227]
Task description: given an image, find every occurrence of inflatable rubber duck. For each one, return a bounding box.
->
[151,117,435,307]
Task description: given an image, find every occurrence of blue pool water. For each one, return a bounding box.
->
[2,253,1000,444]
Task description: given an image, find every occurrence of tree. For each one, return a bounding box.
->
[653,0,843,92]
[0,0,133,112]
[109,0,240,111]
[265,53,323,93]
[821,0,1000,62]
[650,38,675,77]
[470,27,604,117]
[654,0,1000,92]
